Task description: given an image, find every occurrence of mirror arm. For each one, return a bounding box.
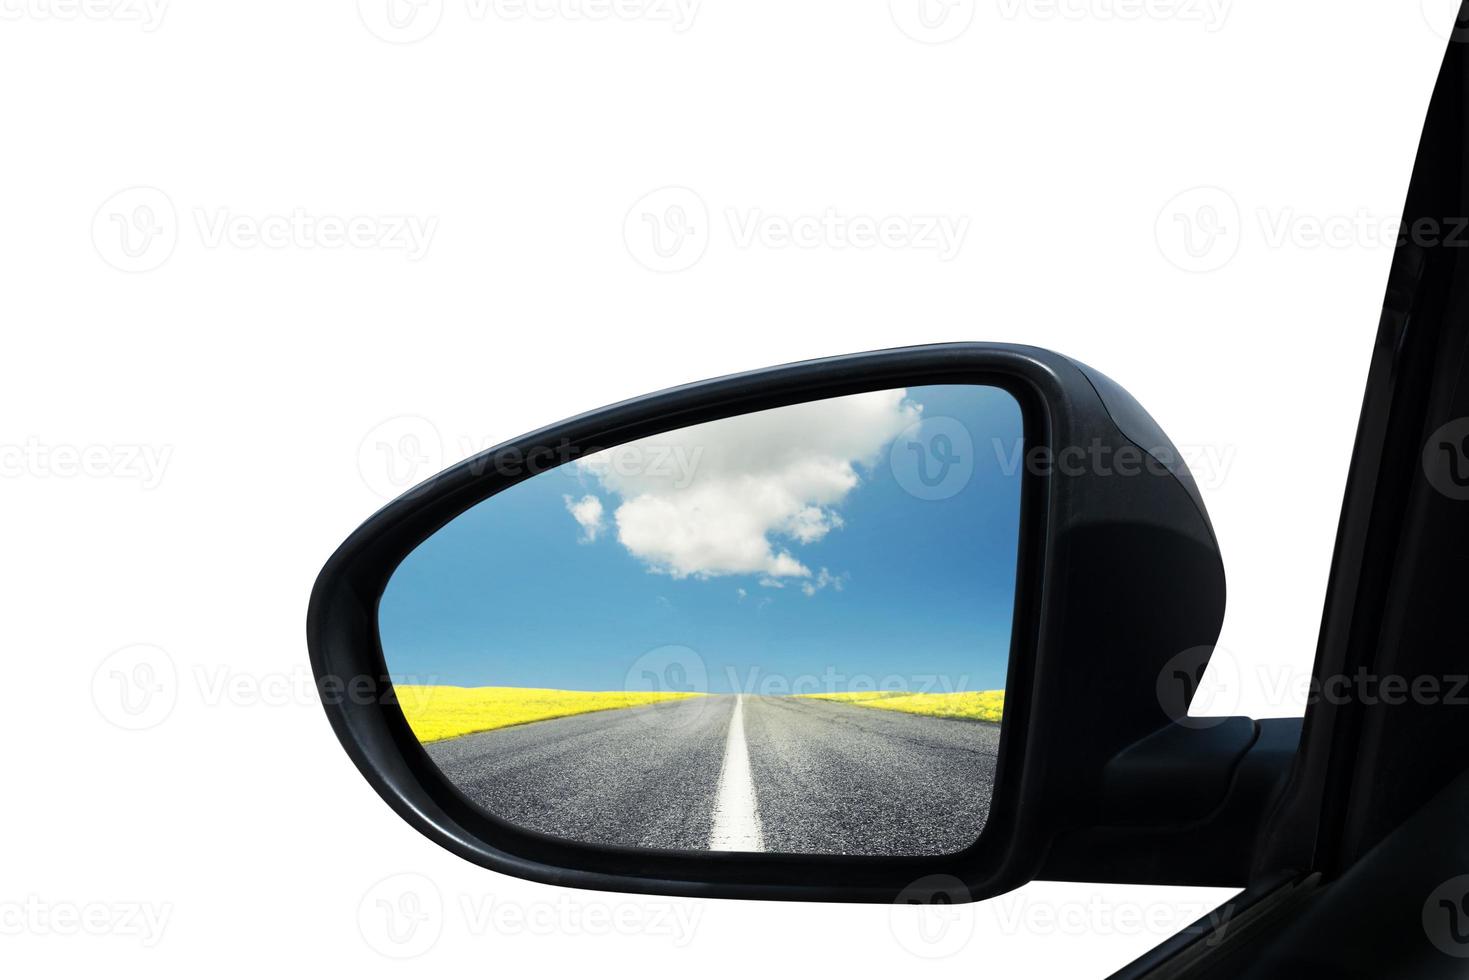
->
[1037,718,1302,887]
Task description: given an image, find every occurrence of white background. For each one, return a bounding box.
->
[2,0,1459,975]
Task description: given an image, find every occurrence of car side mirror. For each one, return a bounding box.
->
[308,343,1230,902]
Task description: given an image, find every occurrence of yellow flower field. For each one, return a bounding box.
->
[393,685,704,743]
[798,689,1004,723]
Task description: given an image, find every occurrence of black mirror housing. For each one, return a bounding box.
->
[307,343,1225,903]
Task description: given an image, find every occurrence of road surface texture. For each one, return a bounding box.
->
[424,694,999,856]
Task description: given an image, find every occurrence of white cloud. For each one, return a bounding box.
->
[575,389,921,581]
[801,568,847,597]
[562,493,606,543]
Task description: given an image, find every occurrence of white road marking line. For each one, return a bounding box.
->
[709,694,765,852]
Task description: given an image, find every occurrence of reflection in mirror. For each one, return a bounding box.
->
[380,385,1023,856]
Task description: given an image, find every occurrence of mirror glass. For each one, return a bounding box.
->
[379,385,1024,856]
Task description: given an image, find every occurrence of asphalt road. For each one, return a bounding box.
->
[424,694,999,856]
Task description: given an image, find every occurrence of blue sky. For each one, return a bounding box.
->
[380,385,1023,693]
